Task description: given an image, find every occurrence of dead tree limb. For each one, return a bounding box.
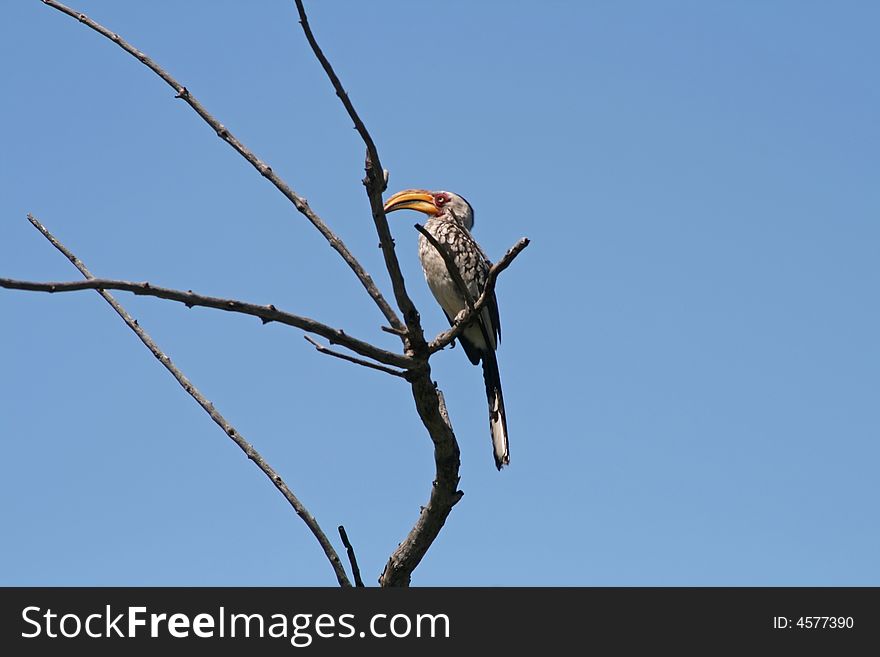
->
[0,276,413,370]
[303,335,409,379]
[22,214,352,587]
[379,382,463,586]
[338,525,365,588]
[26,0,532,586]
[292,1,467,585]
[40,0,404,333]
[292,0,425,347]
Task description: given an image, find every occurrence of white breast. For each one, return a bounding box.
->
[418,222,496,352]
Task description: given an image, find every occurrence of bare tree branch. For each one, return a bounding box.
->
[21,214,352,587]
[381,325,409,337]
[30,0,533,587]
[293,0,426,349]
[429,237,531,354]
[292,0,382,187]
[292,0,466,588]
[303,335,408,379]
[0,275,413,370]
[39,0,404,333]
[338,525,365,588]
[291,1,530,586]
[380,383,464,586]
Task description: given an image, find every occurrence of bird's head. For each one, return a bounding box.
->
[383,189,474,231]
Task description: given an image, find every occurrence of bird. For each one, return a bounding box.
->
[383,189,509,470]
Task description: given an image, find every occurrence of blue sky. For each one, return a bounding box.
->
[1,1,878,586]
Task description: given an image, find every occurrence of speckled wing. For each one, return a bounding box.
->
[419,218,500,364]
[417,216,510,469]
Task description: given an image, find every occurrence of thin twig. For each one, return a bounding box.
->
[303,335,408,379]
[337,525,365,588]
[23,214,352,587]
[292,0,382,187]
[429,238,531,354]
[0,275,412,370]
[40,0,404,333]
[292,0,426,349]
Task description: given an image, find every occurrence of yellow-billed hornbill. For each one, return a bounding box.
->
[384,189,509,470]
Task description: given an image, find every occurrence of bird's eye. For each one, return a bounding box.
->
[435,195,446,205]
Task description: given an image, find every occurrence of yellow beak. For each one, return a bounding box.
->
[383,189,440,216]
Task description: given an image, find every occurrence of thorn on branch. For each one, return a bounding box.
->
[175,86,189,99]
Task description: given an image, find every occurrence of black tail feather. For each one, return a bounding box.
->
[481,349,509,470]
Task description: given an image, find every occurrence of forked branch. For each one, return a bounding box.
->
[29,0,532,587]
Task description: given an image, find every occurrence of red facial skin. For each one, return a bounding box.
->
[433,192,451,209]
